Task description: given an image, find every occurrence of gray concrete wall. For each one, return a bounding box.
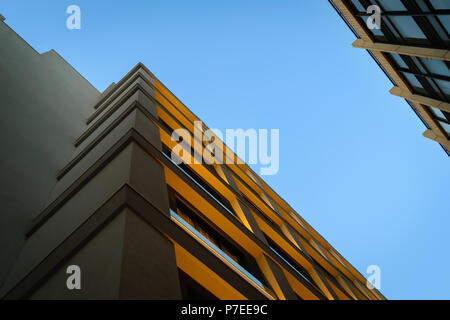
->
[28,210,127,300]
[0,17,100,286]
[28,207,182,300]
[0,53,183,298]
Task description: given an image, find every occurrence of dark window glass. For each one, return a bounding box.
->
[311,258,348,296]
[377,0,407,11]
[175,198,241,263]
[430,0,450,10]
[421,58,450,78]
[389,53,409,69]
[390,16,426,40]
[178,162,236,215]
[403,72,425,91]
[169,192,269,288]
[439,120,450,135]
[350,0,365,12]
[162,145,236,216]
[264,234,316,286]
[437,15,450,34]
[158,118,174,134]
[430,106,448,121]
[178,269,218,300]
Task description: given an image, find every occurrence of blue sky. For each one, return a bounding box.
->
[2,0,449,299]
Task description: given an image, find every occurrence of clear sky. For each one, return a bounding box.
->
[2,0,449,299]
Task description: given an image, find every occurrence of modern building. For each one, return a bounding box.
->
[329,0,450,156]
[0,16,384,300]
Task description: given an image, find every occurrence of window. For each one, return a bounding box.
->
[430,16,450,41]
[411,56,427,74]
[264,234,316,287]
[351,0,450,48]
[377,0,407,11]
[158,117,174,134]
[403,72,424,90]
[427,106,450,137]
[178,161,236,214]
[389,53,408,69]
[174,198,241,264]
[350,0,365,12]
[436,79,450,96]
[389,53,450,101]
[430,107,447,121]
[437,15,450,34]
[439,120,450,135]
[389,16,426,40]
[416,0,431,12]
[430,0,450,10]
[162,145,236,217]
[420,58,450,78]
[169,192,269,291]
[383,17,401,39]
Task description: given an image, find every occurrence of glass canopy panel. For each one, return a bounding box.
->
[377,0,407,11]
[412,56,427,74]
[435,79,450,95]
[420,58,450,77]
[350,0,365,12]
[416,0,431,12]
[430,0,450,10]
[428,77,444,95]
[403,72,424,89]
[383,17,401,39]
[389,53,409,69]
[428,16,450,41]
[439,121,450,135]
[437,15,450,35]
[430,107,447,120]
[390,16,427,39]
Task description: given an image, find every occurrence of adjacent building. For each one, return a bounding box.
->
[0,16,384,300]
[330,0,450,156]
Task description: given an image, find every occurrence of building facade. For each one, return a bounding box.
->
[330,0,450,156]
[0,17,384,300]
